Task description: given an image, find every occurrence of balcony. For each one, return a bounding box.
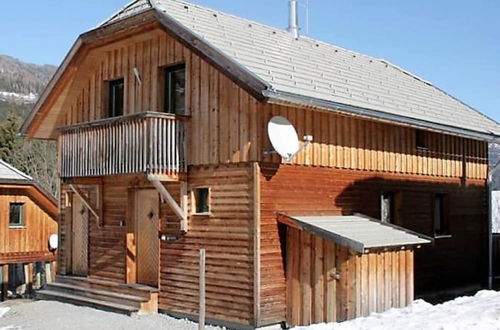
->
[59,112,188,179]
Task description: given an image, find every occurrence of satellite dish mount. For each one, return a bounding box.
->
[264,116,313,162]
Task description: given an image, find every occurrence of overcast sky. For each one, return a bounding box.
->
[1,0,498,122]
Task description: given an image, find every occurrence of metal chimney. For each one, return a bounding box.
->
[288,0,300,39]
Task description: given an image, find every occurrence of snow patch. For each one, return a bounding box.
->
[293,290,500,330]
[0,307,9,318]
[0,91,37,103]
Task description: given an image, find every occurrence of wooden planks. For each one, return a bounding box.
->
[260,163,487,326]
[285,227,416,327]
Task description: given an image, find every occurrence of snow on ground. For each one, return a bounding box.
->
[0,91,37,103]
[0,300,224,330]
[294,290,500,330]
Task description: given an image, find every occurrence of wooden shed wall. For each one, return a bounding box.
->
[0,188,57,262]
[259,163,487,324]
[286,227,413,327]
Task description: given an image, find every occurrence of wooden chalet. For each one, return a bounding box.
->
[20,0,500,328]
[0,160,58,301]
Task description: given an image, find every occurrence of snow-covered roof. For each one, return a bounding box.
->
[280,214,431,253]
[100,0,500,139]
[0,159,32,182]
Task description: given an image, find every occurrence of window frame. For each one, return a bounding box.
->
[164,63,186,115]
[9,202,25,228]
[380,192,394,224]
[107,78,125,118]
[433,194,451,238]
[416,130,429,150]
[192,187,211,216]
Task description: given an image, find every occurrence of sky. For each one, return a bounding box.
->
[0,0,499,122]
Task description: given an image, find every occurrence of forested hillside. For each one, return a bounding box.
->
[0,54,58,196]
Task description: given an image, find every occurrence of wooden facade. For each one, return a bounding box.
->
[285,228,414,326]
[23,12,492,330]
[0,181,58,301]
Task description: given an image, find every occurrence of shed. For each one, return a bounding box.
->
[278,214,431,327]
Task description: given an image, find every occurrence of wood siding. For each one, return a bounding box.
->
[159,164,256,326]
[0,187,57,263]
[286,227,413,327]
[260,163,487,324]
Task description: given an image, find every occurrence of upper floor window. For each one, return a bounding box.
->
[9,202,25,227]
[416,130,428,150]
[433,194,449,237]
[164,64,186,115]
[108,78,124,118]
[381,193,394,223]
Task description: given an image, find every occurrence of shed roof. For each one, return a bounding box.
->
[100,0,500,139]
[279,214,431,253]
[0,159,33,182]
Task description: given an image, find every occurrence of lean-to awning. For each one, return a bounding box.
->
[278,214,432,253]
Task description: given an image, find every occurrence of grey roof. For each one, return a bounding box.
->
[281,215,431,253]
[100,0,500,138]
[0,159,32,182]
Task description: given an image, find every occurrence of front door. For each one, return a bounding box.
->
[135,189,160,287]
[71,195,89,276]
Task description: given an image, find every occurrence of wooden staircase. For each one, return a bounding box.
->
[36,275,158,316]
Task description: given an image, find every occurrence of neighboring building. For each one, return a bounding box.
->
[20,0,500,328]
[0,160,58,301]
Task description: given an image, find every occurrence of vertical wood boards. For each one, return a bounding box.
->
[59,27,487,181]
[71,195,89,276]
[261,163,487,326]
[0,190,57,261]
[285,227,415,327]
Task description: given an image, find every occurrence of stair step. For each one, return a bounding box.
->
[36,290,139,315]
[46,282,148,303]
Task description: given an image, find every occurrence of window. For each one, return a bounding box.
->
[164,64,186,114]
[9,203,25,227]
[108,78,124,118]
[381,193,394,223]
[434,194,449,237]
[193,188,210,214]
[416,130,428,150]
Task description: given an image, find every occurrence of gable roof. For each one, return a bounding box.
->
[279,214,431,253]
[21,0,500,141]
[99,0,500,140]
[0,160,57,217]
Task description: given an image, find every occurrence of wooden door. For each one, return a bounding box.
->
[71,196,88,276]
[135,189,160,287]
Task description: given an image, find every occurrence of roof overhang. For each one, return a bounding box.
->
[264,89,500,142]
[278,213,432,254]
[0,181,58,219]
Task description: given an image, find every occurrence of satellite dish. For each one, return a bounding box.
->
[48,234,58,250]
[267,116,300,162]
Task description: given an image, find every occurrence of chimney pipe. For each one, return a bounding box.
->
[288,0,300,39]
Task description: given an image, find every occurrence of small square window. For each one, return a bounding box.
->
[193,188,210,214]
[9,203,25,227]
[164,64,186,115]
[381,193,394,223]
[108,78,124,118]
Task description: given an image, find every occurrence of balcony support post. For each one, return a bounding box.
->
[148,175,188,233]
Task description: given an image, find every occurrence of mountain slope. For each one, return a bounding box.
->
[0,54,56,119]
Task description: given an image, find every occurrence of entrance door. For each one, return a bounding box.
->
[135,190,160,287]
[72,195,89,276]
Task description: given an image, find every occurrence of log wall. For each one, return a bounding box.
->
[286,227,413,327]
[259,163,487,324]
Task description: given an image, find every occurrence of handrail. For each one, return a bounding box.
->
[58,111,191,132]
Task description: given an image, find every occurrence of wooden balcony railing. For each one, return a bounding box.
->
[59,112,188,178]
